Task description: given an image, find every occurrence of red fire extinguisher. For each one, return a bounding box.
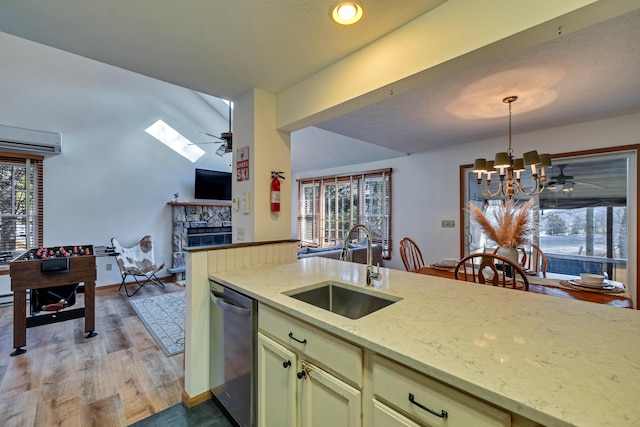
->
[271,171,285,212]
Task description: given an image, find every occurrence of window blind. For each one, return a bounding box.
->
[297,168,392,259]
[0,152,43,269]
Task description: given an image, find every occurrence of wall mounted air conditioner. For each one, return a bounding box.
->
[0,124,62,155]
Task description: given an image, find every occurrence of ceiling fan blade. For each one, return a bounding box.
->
[199,132,222,139]
[190,141,224,146]
[574,180,609,189]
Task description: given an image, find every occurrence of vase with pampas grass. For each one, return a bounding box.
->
[468,199,536,265]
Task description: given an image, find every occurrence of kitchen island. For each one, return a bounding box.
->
[208,256,640,426]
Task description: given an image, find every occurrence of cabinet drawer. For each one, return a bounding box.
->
[372,354,510,427]
[372,399,421,427]
[259,304,363,387]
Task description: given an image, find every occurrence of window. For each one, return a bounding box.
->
[0,153,43,269]
[145,119,205,162]
[297,168,392,259]
[461,147,637,285]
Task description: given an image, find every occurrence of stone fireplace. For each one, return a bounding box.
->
[168,201,232,273]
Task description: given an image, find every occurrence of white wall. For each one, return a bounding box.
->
[0,32,234,297]
[291,113,640,285]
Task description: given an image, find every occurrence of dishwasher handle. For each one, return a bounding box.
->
[210,290,251,316]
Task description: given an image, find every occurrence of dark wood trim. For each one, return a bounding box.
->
[296,167,392,183]
[167,201,232,207]
[185,239,298,253]
[548,144,640,159]
[459,163,472,260]
[0,151,44,161]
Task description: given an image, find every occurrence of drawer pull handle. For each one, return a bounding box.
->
[288,332,307,344]
[296,370,307,379]
[282,360,291,368]
[408,393,448,419]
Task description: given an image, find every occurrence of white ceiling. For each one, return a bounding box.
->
[0,0,447,100]
[317,8,640,154]
[0,1,639,171]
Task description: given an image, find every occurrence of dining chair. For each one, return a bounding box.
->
[454,253,529,291]
[521,243,548,277]
[399,237,425,272]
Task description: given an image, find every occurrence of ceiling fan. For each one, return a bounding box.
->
[547,164,607,192]
[194,102,233,156]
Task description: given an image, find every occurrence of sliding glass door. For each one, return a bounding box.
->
[461,147,637,298]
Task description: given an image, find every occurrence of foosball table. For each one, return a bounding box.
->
[9,244,97,356]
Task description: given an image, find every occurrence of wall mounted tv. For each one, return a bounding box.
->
[194,169,232,200]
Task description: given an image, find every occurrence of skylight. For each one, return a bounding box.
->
[145,119,205,163]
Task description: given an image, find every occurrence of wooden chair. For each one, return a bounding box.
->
[521,243,548,278]
[399,237,425,272]
[454,253,529,291]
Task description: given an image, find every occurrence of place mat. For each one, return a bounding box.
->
[430,262,456,270]
[558,280,626,294]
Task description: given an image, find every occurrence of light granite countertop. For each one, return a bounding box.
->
[209,257,640,427]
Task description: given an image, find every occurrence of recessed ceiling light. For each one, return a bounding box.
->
[330,1,364,26]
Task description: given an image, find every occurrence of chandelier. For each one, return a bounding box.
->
[473,96,551,198]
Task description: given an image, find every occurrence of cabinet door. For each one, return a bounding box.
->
[372,399,421,427]
[299,360,361,427]
[257,333,297,427]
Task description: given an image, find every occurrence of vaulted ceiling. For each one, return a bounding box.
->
[0,1,639,171]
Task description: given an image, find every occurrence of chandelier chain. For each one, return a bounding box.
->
[507,98,513,157]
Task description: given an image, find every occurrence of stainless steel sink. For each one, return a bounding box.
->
[283,281,401,319]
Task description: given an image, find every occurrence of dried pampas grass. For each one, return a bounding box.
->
[469,199,536,248]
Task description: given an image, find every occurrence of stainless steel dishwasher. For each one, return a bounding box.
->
[210,280,257,427]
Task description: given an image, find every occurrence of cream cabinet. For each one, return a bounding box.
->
[372,399,422,427]
[257,333,297,427]
[371,354,511,427]
[258,304,362,427]
[299,359,361,426]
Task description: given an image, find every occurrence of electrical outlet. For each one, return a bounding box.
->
[237,226,245,241]
[106,263,112,271]
[441,220,455,228]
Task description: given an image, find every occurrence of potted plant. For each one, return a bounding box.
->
[468,199,536,265]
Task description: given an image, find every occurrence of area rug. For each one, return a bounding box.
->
[130,291,185,357]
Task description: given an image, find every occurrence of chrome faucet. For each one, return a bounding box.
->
[340,224,380,285]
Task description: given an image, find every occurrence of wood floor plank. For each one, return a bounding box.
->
[140,350,183,388]
[106,348,159,424]
[81,394,127,427]
[38,344,80,400]
[0,345,43,396]
[76,338,118,405]
[34,392,82,427]
[121,314,161,355]
[0,388,38,427]
[0,283,187,426]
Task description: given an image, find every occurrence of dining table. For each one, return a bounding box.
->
[415,264,634,308]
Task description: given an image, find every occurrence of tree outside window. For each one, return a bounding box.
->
[298,169,392,259]
[0,156,42,268]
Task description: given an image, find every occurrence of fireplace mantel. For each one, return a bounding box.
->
[168,201,232,207]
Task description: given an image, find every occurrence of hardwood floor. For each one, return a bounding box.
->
[0,281,187,427]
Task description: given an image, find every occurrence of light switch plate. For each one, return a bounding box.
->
[441,220,455,228]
